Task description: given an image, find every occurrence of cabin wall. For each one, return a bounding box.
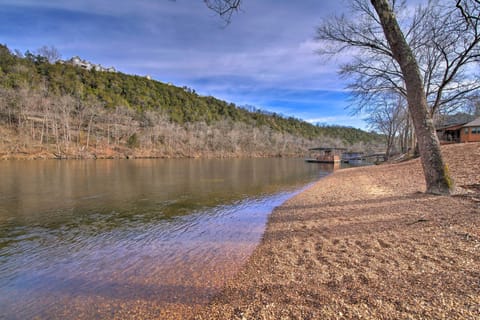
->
[460,127,480,142]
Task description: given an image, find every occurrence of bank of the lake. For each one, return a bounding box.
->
[197,143,480,320]
[0,144,304,160]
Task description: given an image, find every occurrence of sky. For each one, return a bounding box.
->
[0,0,370,129]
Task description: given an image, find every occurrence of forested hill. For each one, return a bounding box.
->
[0,44,383,159]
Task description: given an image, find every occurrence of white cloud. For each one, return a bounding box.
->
[306,116,368,129]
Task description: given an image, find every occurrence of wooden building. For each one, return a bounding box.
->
[461,118,480,143]
[436,117,480,144]
[436,123,467,144]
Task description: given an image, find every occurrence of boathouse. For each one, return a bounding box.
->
[305,147,346,163]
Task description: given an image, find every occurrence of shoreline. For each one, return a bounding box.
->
[196,143,480,319]
[0,148,301,160]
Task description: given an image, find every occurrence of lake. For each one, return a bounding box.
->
[0,158,334,319]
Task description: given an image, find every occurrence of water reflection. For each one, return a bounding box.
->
[0,158,333,319]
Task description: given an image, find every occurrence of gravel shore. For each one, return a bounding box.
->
[196,143,480,319]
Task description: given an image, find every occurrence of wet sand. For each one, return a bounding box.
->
[197,143,480,319]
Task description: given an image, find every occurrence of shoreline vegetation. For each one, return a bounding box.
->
[191,143,480,320]
[0,140,309,160]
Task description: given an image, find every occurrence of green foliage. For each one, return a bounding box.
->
[443,164,454,190]
[0,44,382,145]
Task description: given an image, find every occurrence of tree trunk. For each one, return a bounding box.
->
[371,0,452,194]
[86,114,94,149]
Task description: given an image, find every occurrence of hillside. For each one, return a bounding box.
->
[0,44,383,159]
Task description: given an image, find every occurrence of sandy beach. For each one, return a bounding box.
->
[197,143,480,319]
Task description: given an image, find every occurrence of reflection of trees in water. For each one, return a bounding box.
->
[0,158,327,234]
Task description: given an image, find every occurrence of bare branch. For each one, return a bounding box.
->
[204,0,242,23]
[456,0,480,25]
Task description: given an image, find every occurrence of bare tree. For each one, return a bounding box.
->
[315,0,480,193]
[456,0,480,24]
[420,1,480,116]
[206,0,455,194]
[318,0,480,117]
[204,0,241,22]
[370,0,452,194]
[36,45,62,63]
[466,95,480,116]
[366,93,406,158]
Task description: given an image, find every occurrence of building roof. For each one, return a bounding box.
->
[436,113,476,128]
[436,123,467,131]
[463,117,480,127]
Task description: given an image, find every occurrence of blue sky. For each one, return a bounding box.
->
[0,0,369,128]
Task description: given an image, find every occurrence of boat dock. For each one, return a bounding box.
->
[305,147,346,163]
[306,148,386,165]
[342,153,387,164]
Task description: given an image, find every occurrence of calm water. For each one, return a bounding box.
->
[0,158,333,319]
